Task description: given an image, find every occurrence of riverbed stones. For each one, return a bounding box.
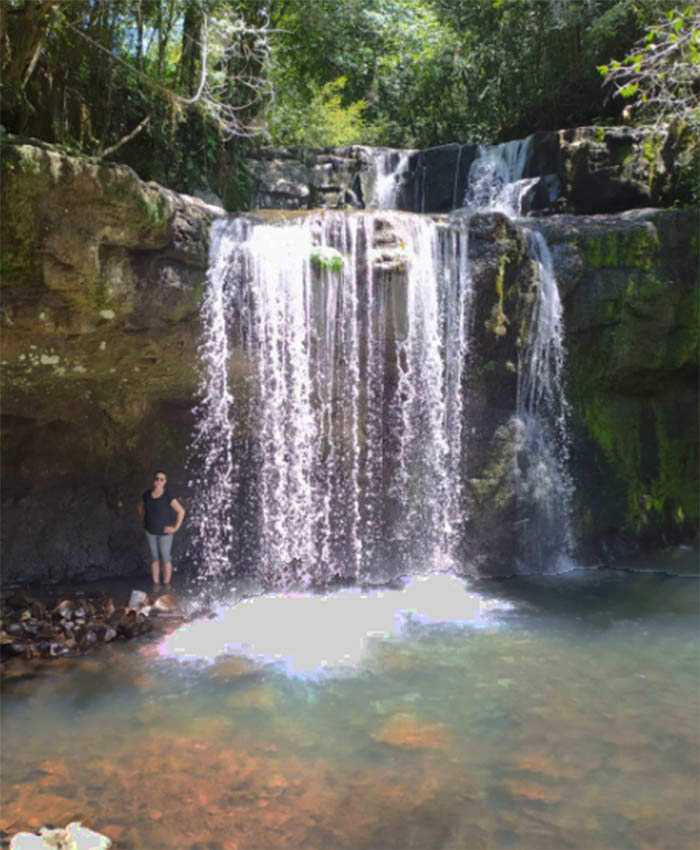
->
[373,713,451,750]
[0,589,181,667]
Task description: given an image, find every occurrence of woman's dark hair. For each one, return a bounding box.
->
[153,470,167,478]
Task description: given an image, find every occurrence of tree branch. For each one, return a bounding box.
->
[98,115,150,160]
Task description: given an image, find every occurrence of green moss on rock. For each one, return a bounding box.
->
[0,146,47,288]
[582,391,698,532]
[169,280,204,322]
[581,226,659,271]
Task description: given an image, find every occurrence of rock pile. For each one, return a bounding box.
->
[0,591,180,662]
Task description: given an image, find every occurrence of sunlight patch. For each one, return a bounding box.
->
[157,574,509,674]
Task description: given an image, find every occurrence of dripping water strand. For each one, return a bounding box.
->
[516,229,575,568]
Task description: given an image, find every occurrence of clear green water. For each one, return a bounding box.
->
[2,550,699,849]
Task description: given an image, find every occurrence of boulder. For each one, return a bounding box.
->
[556,124,697,214]
[246,146,374,210]
[409,143,477,213]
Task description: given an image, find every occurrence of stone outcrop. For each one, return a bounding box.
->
[460,207,698,566]
[554,124,696,214]
[247,145,375,210]
[1,141,222,582]
[535,208,699,558]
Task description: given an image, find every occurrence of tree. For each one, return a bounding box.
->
[265,0,463,148]
[599,6,700,127]
[1,0,274,190]
[427,0,683,140]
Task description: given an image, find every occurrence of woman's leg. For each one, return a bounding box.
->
[157,533,174,586]
[145,532,161,584]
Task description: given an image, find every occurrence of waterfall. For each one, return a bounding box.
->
[460,134,576,570]
[516,230,575,569]
[189,130,577,583]
[370,150,410,209]
[463,136,537,216]
[186,221,241,583]
[191,212,472,585]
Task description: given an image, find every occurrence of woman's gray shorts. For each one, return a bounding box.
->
[145,530,174,562]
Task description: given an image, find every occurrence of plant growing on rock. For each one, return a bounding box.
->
[310,247,344,274]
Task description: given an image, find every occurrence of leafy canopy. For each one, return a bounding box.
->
[599,6,700,127]
[1,0,695,200]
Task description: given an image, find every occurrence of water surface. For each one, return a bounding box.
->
[2,551,698,849]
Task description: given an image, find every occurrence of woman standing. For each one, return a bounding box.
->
[137,471,185,589]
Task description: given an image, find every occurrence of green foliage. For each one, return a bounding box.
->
[266,0,467,148]
[310,247,344,274]
[432,0,682,139]
[264,0,685,148]
[598,5,700,127]
[268,78,371,147]
[1,0,694,179]
[0,0,271,193]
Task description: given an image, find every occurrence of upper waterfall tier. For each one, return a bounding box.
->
[245,124,693,216]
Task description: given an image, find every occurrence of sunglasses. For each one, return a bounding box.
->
[154,476,166,481]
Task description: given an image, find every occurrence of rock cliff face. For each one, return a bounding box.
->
[1,142,221,581]
[1,132,697,583]
[537,209,698,557]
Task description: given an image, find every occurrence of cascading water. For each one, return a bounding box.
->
[190,212,472,585]
[515,229,575,569]
[370,150,410,209]
[458,134,576,570]
[186,222,240,583]
[189,128,577,584]
[463,135,537,216]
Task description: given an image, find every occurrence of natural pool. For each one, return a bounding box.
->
[2,549,698,850]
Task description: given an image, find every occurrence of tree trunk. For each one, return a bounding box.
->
[179,0,203,96]
[136,0,143,70]
[3,0,58,86]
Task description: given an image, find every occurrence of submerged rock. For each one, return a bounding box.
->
[374,713,451,750]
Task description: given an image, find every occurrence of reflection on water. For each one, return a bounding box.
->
[159,575,508,673]
[2,552,699,849]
